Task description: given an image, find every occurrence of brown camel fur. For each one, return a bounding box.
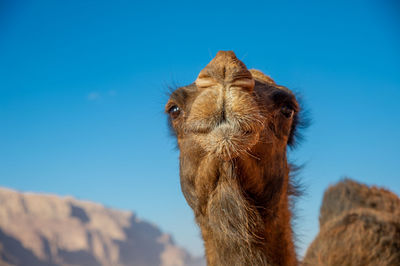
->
[303,179,400,266]
[165,51,303,265]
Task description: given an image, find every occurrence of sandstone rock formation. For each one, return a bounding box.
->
[0,187,204,266]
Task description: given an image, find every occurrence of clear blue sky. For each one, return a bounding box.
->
[1,0,399,257]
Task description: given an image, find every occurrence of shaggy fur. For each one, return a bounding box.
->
[318,178,400,226]
[303,179,400,266]
[166,51,300,265]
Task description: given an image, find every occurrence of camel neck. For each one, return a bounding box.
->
[196,161,297,266]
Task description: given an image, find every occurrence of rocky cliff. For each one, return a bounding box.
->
[0,187,204,266]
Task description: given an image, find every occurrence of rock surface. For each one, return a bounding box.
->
[0,187,204,266]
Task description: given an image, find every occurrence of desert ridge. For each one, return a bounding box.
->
[0,187,204,266]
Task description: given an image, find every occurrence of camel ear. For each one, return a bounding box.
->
[249,69,275,84]
[195,51,254,91]
[250,69,297,97]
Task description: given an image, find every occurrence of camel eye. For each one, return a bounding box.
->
[281,106,294,119]
[168,105,181,120]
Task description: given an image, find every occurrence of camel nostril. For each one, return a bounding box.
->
[243,130,252,136]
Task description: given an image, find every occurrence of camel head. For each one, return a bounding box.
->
[165,50,300,204]
[165,51,301,265]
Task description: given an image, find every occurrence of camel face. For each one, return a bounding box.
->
[166,51,299,162]
[165,51,300,213]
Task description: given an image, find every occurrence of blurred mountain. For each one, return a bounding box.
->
[0,187,205,266]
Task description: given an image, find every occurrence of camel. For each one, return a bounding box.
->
[303,179,400,266]
[165,51,400,265]
[165,51,302,265]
